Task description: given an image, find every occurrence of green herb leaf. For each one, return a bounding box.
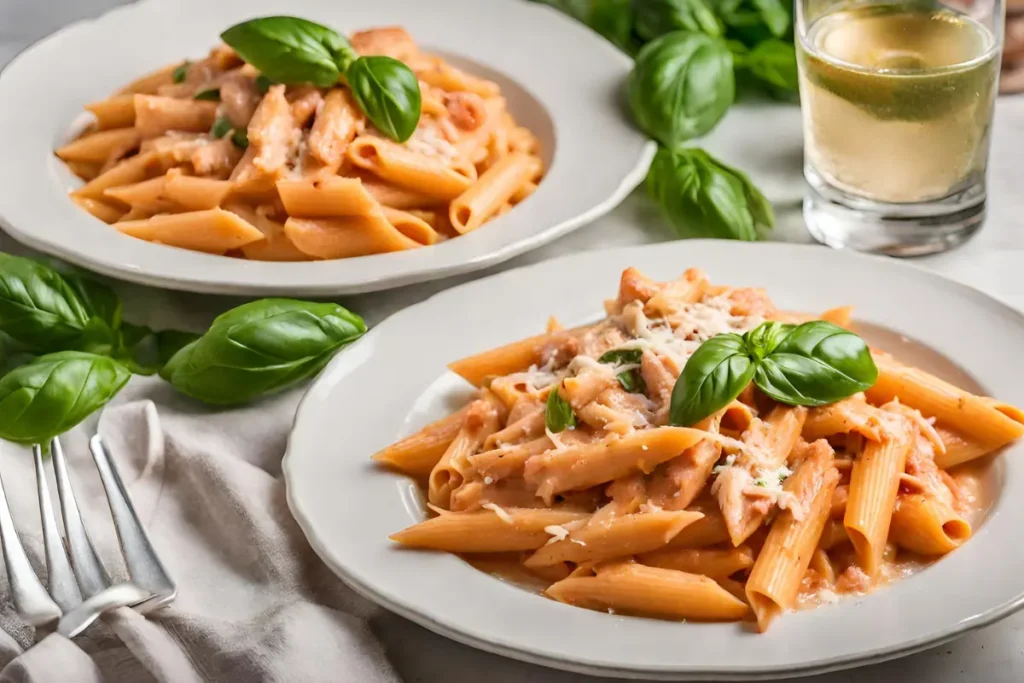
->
[0,351,130,444]
[646,147,772,240]
[669,333,754,426]
[533,0,639,54]
[749,0,790,37]
[598,348,646,393]
[545,382,577,433]
[210,116,233,139]
[194,88,221,101]
[172,61,191,84]
[0,253,92,351]
[743,321,792,360]
[346,56,422,143]
[231,129,249,148]
[753,321,878,406]
[634,0,723,41]
[221,16,352,88]
[598,349,643,365]
[743,38,798,91]
[255,74,274,93]
[116,324,200,376]
[628,32,735,149]
[160,299,366,405]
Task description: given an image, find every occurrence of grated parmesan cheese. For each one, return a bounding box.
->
[545,427,567,451]
[482,503,513,525]
[483,476,494,485]
[543,525,570,544]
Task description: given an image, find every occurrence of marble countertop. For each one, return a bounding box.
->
[2,0,1023,681]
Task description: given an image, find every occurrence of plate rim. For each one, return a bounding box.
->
[283,239,1024,680]
[0,0,655,296]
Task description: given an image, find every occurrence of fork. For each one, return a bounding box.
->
[0,435,176,637]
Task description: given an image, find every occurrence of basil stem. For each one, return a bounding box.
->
[545,382,577,433]
[172,61,191,84]
[0,351,130,444]
[193,88,221,101]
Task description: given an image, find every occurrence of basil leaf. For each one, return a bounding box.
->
[172,61,190,84]
[160,299,366,405]
[116,324,200,376]
[194,88,221,101]
[210,116,233,139]
[231,129,249,149]
[634,0,723,41]
[545,383,577,433]
[749,0,790,37]
[346,56,422,143]
[598,349,643,365]
[34,262,123,355]
[743,321,792,360]
[753,321,878,406]
[629,32,734,148]
[255,74,274,93]
[647,147,771,240]
[0,253,91,351]
[598,348,646,393]
[0,351,130,444]
[743,38,798,92]
[533,0,639,54]
[221,16,351,88]
[669,333,754,426]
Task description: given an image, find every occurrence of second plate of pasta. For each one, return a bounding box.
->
[285,239,1024,680]
[0,0,652,294]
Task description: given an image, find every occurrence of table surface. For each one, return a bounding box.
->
[2,1,1024,681]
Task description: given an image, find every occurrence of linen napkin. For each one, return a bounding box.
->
[0,377,399,683]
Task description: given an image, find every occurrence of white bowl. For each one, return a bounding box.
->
[0,0,654,295]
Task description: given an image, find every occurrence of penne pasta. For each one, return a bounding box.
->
[348,136,475,200]
[449,153,542,234]
[637,545,755,578]
[391,508,589,552]
[889,493,971,556]
[117,208,265,254]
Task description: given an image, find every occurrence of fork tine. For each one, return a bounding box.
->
[0,456,61,626]
[50,437,110,597]
[89,435,176,611]
[33,445,82,613]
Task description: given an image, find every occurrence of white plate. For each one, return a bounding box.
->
[284,240,1024,680]
[0,0,653,296]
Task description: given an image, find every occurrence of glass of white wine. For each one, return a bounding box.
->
[797,0,1004,255]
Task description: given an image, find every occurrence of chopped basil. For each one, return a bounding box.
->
[194,88,221,101]
[210,117,233,139]
[598,348,646,394]
[231,129,249,148]
[172,61,190,84]
[255,74,274,93]
[545,383,576,433]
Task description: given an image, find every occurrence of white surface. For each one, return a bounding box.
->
[3,1,1024,681]
[0,0,653,295]
[285,240,1024,680]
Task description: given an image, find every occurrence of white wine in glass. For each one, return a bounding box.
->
[797,1,1003,255]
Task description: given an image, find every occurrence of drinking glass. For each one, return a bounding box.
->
[796,0,1005,255]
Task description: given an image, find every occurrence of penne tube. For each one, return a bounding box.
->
[469,437,550,482]
[449,153,542,234]
[348,137,474,200]
[115,62,179,95]
[934,426,991,470]
[637,545,754,579]
[56,128,140,163]
[72,151,167,201]
[391,508,589,552]
[307,88,363,170]
[428,394,505,508]
[447,327,590,387]
[803,398,885,443]
[867,352,1024,460]
[85,94,137,130]
[164,172,233,210]
[819,518,850,551]
[546,563,749,621]
[276,176,381,218]
[416,60,501,97]
[117,208,265,254]
[372,406,470,479]
[482,404,544,448]
[72,196,124,224]
[524,510,703,568]
[284,215,423,259]
[889,493,971,556]
[647,412,724,510]
[103,175,175,213]
[524,427,709,502]
[133,95,218,138]
[745,442,839,632]
[227,204,309,262]
[382,207,440,245]
[666,505,732,549]
[844,420,913,578]
[361,176,445,209]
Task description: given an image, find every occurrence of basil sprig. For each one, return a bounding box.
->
[669,321,877,426]
[545,382,577,433]
[221,16,421,142]
[598,348,647,394]
[160,299,366,405]
[0,352,130,444]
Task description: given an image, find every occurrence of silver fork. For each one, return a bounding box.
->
[0,435,176,637]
